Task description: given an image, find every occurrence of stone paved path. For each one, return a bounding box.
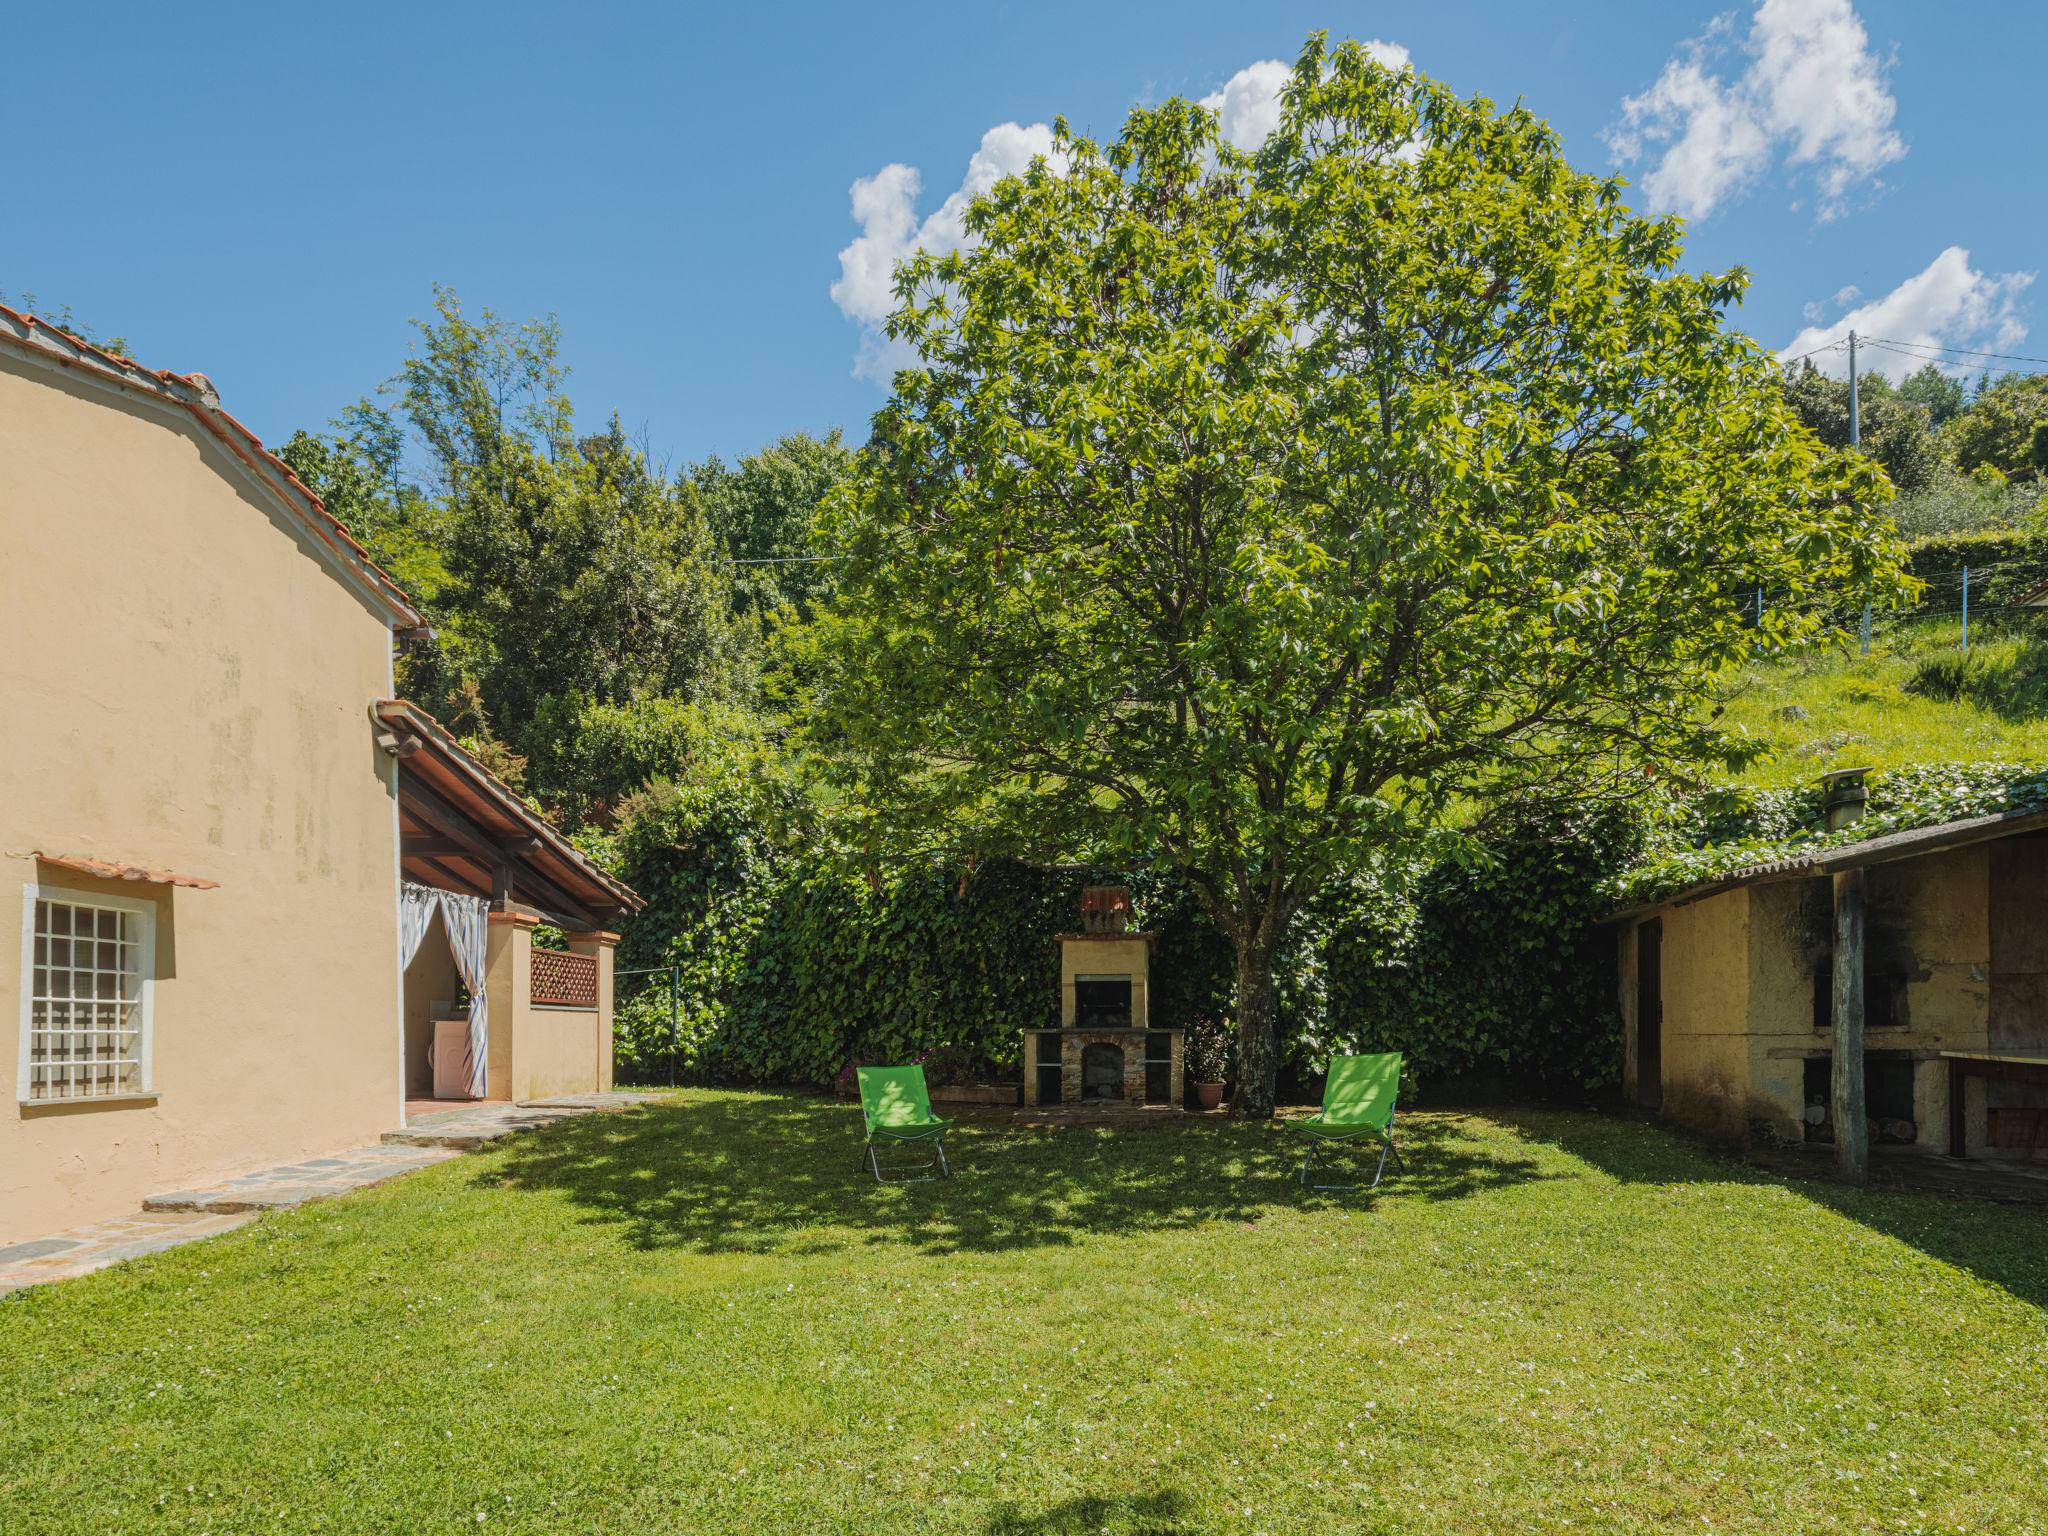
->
[0,1210,257,1294]
[385,1092,666,1150]
[1,1091,665,1297]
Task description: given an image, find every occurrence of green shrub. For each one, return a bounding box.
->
[1907,649,1988,702]
[1906,637,2048,720]
[1890,477,2040,540]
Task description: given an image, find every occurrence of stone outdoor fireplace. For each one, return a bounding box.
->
[1022,887,1184,1109]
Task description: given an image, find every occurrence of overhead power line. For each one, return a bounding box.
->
[1779,337,1850,365]
[1776,331,2048,375]
[1865,336,2048,367]
[1859,342,2048,382]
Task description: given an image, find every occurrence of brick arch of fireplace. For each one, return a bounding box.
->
[1081,1041,1126,1100]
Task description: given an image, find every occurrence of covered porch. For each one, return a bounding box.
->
[372,700,643,1106]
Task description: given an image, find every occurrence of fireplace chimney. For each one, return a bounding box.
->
[1820,767,1868,832]
[1079,885,1132,934]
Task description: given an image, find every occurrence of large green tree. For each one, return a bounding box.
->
[1780,362,1945,493]
[1897,363,1966,428]
[279,399,445,597]
[816,36,1906,1115]
[288,286,746,820]
[1943,372,2048,475]
[694,430,855,622]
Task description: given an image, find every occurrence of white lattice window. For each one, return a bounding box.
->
[18,887,154,1102]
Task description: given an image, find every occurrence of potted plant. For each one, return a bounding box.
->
[1186,1014,1230,1111]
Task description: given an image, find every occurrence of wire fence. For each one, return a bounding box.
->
[1741,561,2048,653]
[613,964,684,1088]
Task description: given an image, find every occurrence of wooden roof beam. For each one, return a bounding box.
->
[398,776,608,930]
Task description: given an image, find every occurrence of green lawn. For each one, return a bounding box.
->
[3,1092,2045,1534]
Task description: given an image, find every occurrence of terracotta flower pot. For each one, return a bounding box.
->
[1194,1081,1226,1111]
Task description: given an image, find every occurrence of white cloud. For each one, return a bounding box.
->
[831,123,1057,379]
[1195,42,1408,150]
[1777,247,2034,381]
[1198,59,1295,151]
[832,44,1409,379]
[1608,0,1905,221]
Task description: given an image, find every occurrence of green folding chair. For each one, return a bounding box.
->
[1292,1052,1405,1190]
[855,1064,954,1182]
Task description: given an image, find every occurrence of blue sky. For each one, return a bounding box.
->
[4,2,2040,469]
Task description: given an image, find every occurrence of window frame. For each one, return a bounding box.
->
[17,882,157,1105]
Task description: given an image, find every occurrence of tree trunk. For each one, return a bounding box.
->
[1232,939,1279,1119]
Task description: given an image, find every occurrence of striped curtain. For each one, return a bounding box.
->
[398,882,440,971]
[400,881,493,1098]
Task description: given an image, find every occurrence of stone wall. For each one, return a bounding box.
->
[1021,1028,1184,1107]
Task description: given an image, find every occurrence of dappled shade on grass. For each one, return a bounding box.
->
[478,1093,1551,1256]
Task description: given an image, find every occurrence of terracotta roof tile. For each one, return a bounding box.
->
[35,853,220,890]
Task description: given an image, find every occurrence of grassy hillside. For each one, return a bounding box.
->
[1714,613,2048,789]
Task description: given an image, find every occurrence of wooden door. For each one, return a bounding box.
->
[1636,918,1663,1109]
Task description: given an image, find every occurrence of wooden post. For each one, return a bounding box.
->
[1830,866,1868,1185]
[1821,767,1870,1187]
[1948,1055,1967,1159]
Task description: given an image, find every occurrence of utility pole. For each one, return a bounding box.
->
[1849,330,1871,657]
[1847,330,1860,444]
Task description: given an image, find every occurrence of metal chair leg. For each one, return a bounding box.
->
[862,1136,949,1184]
[1301,1133,1402,1193]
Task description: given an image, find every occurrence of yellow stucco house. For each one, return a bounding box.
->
[1612,806,2048,1162]
[1,305,641,1245]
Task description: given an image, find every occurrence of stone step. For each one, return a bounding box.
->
[383,1092,664,1149]
[381,1110,580,1150]
[144,1148,457,1213]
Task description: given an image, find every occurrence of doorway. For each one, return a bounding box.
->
[1635,918,1663,1109]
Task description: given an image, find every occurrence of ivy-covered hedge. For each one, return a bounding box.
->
[1313,811,1645,1092]
[602,775,1633,1095]
[1905,531,2048,603]
[599,752,2048,1098]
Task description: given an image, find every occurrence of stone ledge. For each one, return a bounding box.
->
[930,1084,1022,1105]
